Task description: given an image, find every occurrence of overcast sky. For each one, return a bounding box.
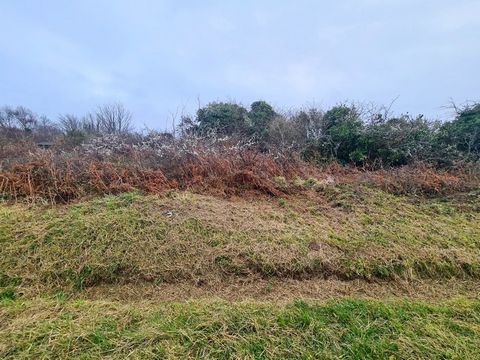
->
[0,0,478,129]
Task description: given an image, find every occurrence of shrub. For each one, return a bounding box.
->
[1,100,480,203]
[438,103,480,161]
[360,114,436,167]
[248,100,276,142]
[196,102,250,136]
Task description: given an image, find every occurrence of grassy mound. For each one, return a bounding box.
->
[1,183,480,359]
[1,185,479,294]
[1,297,480,359]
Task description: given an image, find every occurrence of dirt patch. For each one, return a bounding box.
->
[58,278,480,304]
[229,170,282,196]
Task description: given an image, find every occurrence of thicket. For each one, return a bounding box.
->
[1,100,479,166]
[182,100,479,166]
[0,100,479,201]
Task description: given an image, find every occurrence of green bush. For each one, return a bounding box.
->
[360,114,436,166]
[248,100,276,141]
[438,104,480,161]
[197,102,249,136]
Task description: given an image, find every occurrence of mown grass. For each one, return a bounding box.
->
[1,186,479,293]
[1,297,480,359]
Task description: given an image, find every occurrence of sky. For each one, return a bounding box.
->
[0,0,479,129]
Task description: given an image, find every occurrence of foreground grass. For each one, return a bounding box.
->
[1,297,480,359]
[1,186,479,358]
[1,186,480,293]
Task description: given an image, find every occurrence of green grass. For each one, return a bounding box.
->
[1,187,480,358]
[1,186,480,293]
[1,297,480,359]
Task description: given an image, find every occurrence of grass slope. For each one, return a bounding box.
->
[1,186,479,294]
[1,185,480,359]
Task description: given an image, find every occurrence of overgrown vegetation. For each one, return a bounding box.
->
[1,100,479,358]
[1,100,478,203]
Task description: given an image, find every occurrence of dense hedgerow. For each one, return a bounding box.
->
[1,100,479,166]
[0,100,479,201]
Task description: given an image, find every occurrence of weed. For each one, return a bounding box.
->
[0,287,16,301]
[303,177,320,187]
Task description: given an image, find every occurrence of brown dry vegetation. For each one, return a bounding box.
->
[2,142,480,359]
[1,147,479,203]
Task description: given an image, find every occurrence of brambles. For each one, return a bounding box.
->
[1,141,478,202]
[2,100,479,169]
[340,162,480,196]
[0,153,174,203]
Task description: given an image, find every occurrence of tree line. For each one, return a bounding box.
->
[1,100,479,167]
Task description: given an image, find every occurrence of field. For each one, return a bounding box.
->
[1,178,480,358]
[2,1,479,357]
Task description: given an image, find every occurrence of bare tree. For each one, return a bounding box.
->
[95,103,133,134]
[33,116,61,141]
[82,113,102,135]
[0,107,14,129]
[0,106,37,131]
[59,114,82,133]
